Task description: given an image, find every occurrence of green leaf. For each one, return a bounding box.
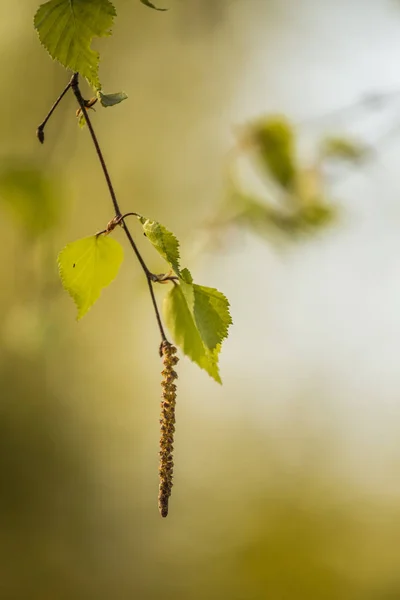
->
[140,0,167,10]
[58,235,123,320]
[250,116,297,189]
[138,216,181,276]
[34,0,117,88]
[97,90,128,107]
[163,284,222,383]
[180,267,193,284]
[137,214,231,380]
[192,284,232,350]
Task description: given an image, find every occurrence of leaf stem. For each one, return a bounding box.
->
[70,73,168,344]
[36,80,72,143]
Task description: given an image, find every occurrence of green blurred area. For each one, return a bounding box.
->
[1,1,400,599]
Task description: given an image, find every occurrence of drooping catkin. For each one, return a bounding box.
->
[158,341,179,518]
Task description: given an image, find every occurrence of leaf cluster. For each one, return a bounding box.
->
[58,217,232,383]
[33,0,231,384]
[139,217,232,382]
[214,116,349,243]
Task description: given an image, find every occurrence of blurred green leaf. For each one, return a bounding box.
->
[34,0,116,88]
[250,116,297,189]
[0,163,61,236]
[140,0,167,10]
[138,216,181,276]
[226,191,335,240]
[78,113,86,129]
[97,90,128,107]
[58,235,124,320]
[299,202,336,229]
[321,136,367,162]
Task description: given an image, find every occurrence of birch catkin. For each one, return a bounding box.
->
[158,341,179,517]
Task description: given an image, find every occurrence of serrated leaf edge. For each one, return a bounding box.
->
[164,284,224,384]
[33,0,117,88]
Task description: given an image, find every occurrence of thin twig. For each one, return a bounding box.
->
[119,212,140,220]
[70,73,169,344]
[70,73,121,217]
[97,212,140,236]
[147,278,167,343]
[122,222,156,280]
[36,80,72,143]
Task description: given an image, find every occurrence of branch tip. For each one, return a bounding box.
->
[36,127,45,144]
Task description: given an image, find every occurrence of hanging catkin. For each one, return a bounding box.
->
[158,341,179,517]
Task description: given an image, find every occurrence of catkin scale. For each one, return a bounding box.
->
[158,342,179,518]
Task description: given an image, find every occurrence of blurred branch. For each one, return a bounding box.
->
[298,86,400,129]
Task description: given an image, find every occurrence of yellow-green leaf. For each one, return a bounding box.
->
[138,216,181,276]
[192,284,232,350]
[58,235,123,320]
[78,112,86,128]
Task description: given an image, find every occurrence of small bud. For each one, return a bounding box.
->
[36,127,45,144]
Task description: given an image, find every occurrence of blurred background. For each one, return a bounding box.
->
[2,0,400,597]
